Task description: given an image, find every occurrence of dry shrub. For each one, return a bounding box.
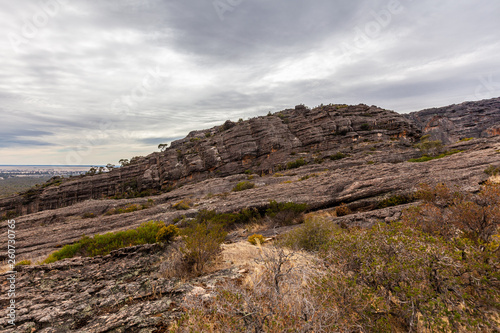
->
[247,234,265,245]
[335,203,351,217]
[159,241,188,279]
[181,220,227,275]
[172,246,332,333]
[317,222,499,332]
[404,182,500,243]
[280,216,334,252]
[172,199,192,210]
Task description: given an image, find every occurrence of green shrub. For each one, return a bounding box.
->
[360,123,371,131]
[335,203,351,217]
[232,181,255,192]
[408,149,462,162]
[156,224,179,243]
[484,165,500,176]
[414,136,443,156]
[42,221,165,264]
[181,220,227,274]
[329,152,348,160]
[281,218,333,252]
[172,199,192,210]
[459,137,474,142]
[248,234,266,245]
[15,260,32,266]
[316,221,499,332]
[287,158,307,169]
[377,194,413,209]
[244,169,253,175]
[266,200,308,226]
[299,174,318,181]
[194,208,260,229]
[82,212,96,219]
[105,203,143,215]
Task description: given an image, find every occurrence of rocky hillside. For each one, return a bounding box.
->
[0,103,420,218]
[405,96,500,143]
[1,97,500,332]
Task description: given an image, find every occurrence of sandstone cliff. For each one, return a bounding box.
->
[0,103,420,218]
[405,97,500,143]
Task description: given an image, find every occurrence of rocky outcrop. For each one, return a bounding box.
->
[3,136,499,262]
[405,97,500,143]
[0,243,244,332]
[0,104,419,218]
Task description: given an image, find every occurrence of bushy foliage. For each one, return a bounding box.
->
[413,135,443,156]
[248,234,266,245]
[172,199,192,210]
[329,152,348,161]
[195,208,260,229]
[281,217,333,252]
[43,221,165,264]
[403,182,500,244]
[181,220,227,274]
[171,194,500,332]
[484,164,500,176]
[286,158,307,169]
[15,260,32,266]
[266,200,308,226]
[232,181,255,192]
[105,201,153,215]
[316,222,499,332]
[335,203,352,216]
[377,194,413,209]
[156,224,179,243]
[408,149,462,162]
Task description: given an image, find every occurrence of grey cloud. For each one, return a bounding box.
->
[0,0,499,164]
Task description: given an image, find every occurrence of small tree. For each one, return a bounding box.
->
[181,220,227,274]
[119,159,129,167]
[158,143,169,152]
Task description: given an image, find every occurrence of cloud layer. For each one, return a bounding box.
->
[1,0,499,165]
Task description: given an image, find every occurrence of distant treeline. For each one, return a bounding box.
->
[0,176,52,198]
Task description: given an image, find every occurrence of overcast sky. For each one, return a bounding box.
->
[1,0,499,165]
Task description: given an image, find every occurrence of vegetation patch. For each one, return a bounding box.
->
[174,183,500,331]
[408,149,462,162]
[248,234,266,245]
[299,174,318,181]
[181,219,227,274]
[105,200,153,216]
[286,158,307,169]
[43,221,165,264]
[156,224,179,243]
[484,164,500,176]
[232,181,255,192]
[335,203,352,216]
[82,212,96,219]
[15,260,32,267]
[172,199,192,210]
[266,200,308,226]
[329,152,348,160]
[377,194,414,209]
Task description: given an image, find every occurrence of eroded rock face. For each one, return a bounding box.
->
[405,97,500,143]
[0,243,243,332]
[2,137,499,262]
[0,104,419,218]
